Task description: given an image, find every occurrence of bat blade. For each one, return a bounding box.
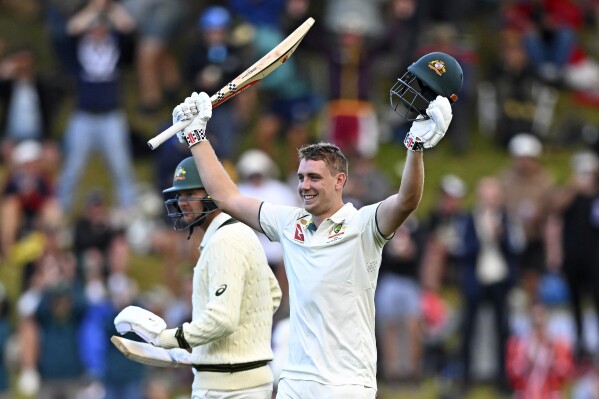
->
[147,17,315,150]
[208,26,310,108]
[110,335,191,368]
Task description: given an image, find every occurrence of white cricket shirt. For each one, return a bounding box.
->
[259,202,390,389]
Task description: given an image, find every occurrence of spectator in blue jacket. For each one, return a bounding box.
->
[80,273,146,399]
[457,176,525,393]
[35,281,88,399]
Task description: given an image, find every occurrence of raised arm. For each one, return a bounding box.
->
[377,150,424,236]
[175,92,263,231]
[377,96,453,236]
[67,0,135,36]
[190,143,262,230]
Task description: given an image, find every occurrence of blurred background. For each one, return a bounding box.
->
[1,0,599,398]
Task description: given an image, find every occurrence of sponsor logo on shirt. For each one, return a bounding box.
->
[294,223,305,242]
[215,284,227,296]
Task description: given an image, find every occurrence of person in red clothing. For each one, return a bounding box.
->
[506,301,574,399]
[0,140,59,257]
[502,0,583,84]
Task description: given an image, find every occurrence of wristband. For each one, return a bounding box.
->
[183,129,207,148]
[404,133,424,152]
[175,325,191,349]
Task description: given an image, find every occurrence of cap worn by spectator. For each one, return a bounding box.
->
[236,149,278,180]
[508,133,543,158]
[199,6,231,30]
[571,151,599,175]
[440,174,466,198]
[336,11,369,36]
[11,140,42,165]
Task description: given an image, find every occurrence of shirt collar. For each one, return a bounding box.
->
[303,202,356,230]
[200,212,234,250]
[306,217,316,232]
[328,202,355,224]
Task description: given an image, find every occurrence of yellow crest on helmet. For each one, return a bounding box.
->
[428,60,446,76]
[174,166,187,181]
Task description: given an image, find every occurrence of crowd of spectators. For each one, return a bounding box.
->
[1,0,599,398]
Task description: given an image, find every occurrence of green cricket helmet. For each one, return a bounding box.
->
[390,52,463,121]
[163,157,217,231]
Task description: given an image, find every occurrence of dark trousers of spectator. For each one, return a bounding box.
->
[563,260,599,358]
[460,281,511,390]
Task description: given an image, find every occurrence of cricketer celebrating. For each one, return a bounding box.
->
[114,156,282,399]
[173,52,462,398]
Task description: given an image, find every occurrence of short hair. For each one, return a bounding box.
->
[298,142,348,178]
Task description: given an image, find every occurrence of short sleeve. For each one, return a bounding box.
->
[364,202,393,248]
[259,202,301,243]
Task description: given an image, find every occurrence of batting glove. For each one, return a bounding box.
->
[168,347,192,365]
[173,92,212,148]
[172,103,193,133]
[404,96,453,151]
[114,305,167,346]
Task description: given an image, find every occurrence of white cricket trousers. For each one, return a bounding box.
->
[192,383,272,399]
[276,378,377,398]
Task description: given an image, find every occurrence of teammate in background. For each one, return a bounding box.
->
[114,156,282,398]
[172,52,461,398]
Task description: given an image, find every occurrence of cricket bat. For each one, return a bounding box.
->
[147,17,315,150]
[111,335,191,368]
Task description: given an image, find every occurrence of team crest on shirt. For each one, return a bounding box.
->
[327,222,346,242]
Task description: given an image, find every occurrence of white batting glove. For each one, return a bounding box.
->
[168,348,192,365]
[172,102,196,146]
[173,92,212,148]
[114,306,167,346]
[404,96,453,151]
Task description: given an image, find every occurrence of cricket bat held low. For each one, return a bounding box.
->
[147,17,315,150]
[111,335,191,368]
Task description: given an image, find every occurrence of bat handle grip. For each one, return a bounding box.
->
[147,121,189,150]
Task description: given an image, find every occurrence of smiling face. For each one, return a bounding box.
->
[297,159,346,223]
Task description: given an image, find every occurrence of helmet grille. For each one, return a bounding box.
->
[389,71,435,121]
[164,196,217,231]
